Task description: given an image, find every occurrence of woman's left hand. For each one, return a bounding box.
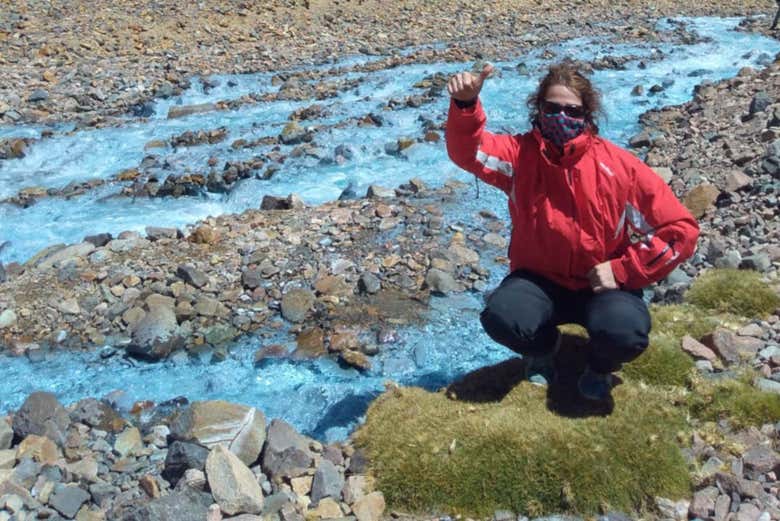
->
[588,262,618,293]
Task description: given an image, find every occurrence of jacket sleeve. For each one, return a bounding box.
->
[445,97,518,194]
[609,154,700,289]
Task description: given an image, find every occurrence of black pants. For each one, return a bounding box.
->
[480,270,651,373]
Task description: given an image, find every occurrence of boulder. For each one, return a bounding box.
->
[311,459,344,504]
[681,335,717,361]
[281,288,315,323]
[146,227,181,241]
[0,420,12,450]
[49,484,90,518]
[425,269,463,295]
[115,487,213,520]
[683,184,720,219]
[0,309,16,329]
[176,265,209,289]
[749,91,772,115]
[12,391,69,445]
[206,445,264,515]
[352,492,385,521]
[114,427,143,457]
[36,242,95,269]
[357,273,381,294]
[366,185,395,198]
[724,170,752,192]
[742,446,780,477]
[261,419,314,480]
[127,304,182,360]
[162,441,210,486]
[167,103,217,119]
[169,401,266,466]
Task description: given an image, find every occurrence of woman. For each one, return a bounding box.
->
[446,62,699,401]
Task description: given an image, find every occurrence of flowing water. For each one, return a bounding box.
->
[0,17,777,441]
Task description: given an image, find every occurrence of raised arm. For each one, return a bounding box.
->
[445,65,519,194]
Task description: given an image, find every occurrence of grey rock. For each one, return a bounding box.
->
[206,445,264,515]
[749,92,772,115]
[737,503,761,521]
[347,448,368,475]
[322,445,344,466]
[176,265,209,289]
[714,494,731,521]
[145,227,181,241]
[12,457,41,488]
[90,482,121,506]
[425,269,463,295]
[162,441,210,486]
[12,391,70,445]
[690,486,719,518]
[743,446,780,476]
[0,308,16,329]
[741,254,771,272]
[366,185,395,198]
[0,262,5,283]
[756,378,780,394]
[714,250,742,269]
[167,103,217,119]
[493,511,515,521]
[242,268,263,289]
[84,233,113,247]
[261,419,314,480]
[37,242,95,269]
[49,484,90,518]
[28,89,49,102]
[263,491,295,515]
[357,273,381,294]
[0,419,12,449]
[116,487,213,520]
[311,459,344,504]
[69,397,120,430]
[127,304,181,360]
[724,170,752,192]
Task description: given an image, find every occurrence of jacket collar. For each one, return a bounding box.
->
[531,127,593,168]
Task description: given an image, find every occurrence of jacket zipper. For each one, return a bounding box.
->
[566,168,579,278]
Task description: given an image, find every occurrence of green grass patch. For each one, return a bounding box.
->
[685,269,779,318]
[356,382,690,518]
[687,373,780,429]
[621,332,695,387]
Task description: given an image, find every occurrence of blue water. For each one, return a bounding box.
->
[0,17,777,440]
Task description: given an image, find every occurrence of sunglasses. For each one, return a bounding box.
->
[541,100,586,119]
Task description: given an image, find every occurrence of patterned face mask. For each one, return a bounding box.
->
[539,112,587,149]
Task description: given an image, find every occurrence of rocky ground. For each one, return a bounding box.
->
[0,390,385,521]
[0,0,776,126]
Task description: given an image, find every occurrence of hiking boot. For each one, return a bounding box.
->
[577,366,614,401]
[524,334,560,386]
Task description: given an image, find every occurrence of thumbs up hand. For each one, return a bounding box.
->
[447,64,494,102]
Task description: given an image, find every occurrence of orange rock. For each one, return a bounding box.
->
[17,435,61,464]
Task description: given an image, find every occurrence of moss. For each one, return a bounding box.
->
[687,373,780,429]
[685,269,779,318]
[356,382,690,518]
[621,332,695,387]
[649,304,721,340]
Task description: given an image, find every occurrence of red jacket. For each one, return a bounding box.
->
[446,98,699,290]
